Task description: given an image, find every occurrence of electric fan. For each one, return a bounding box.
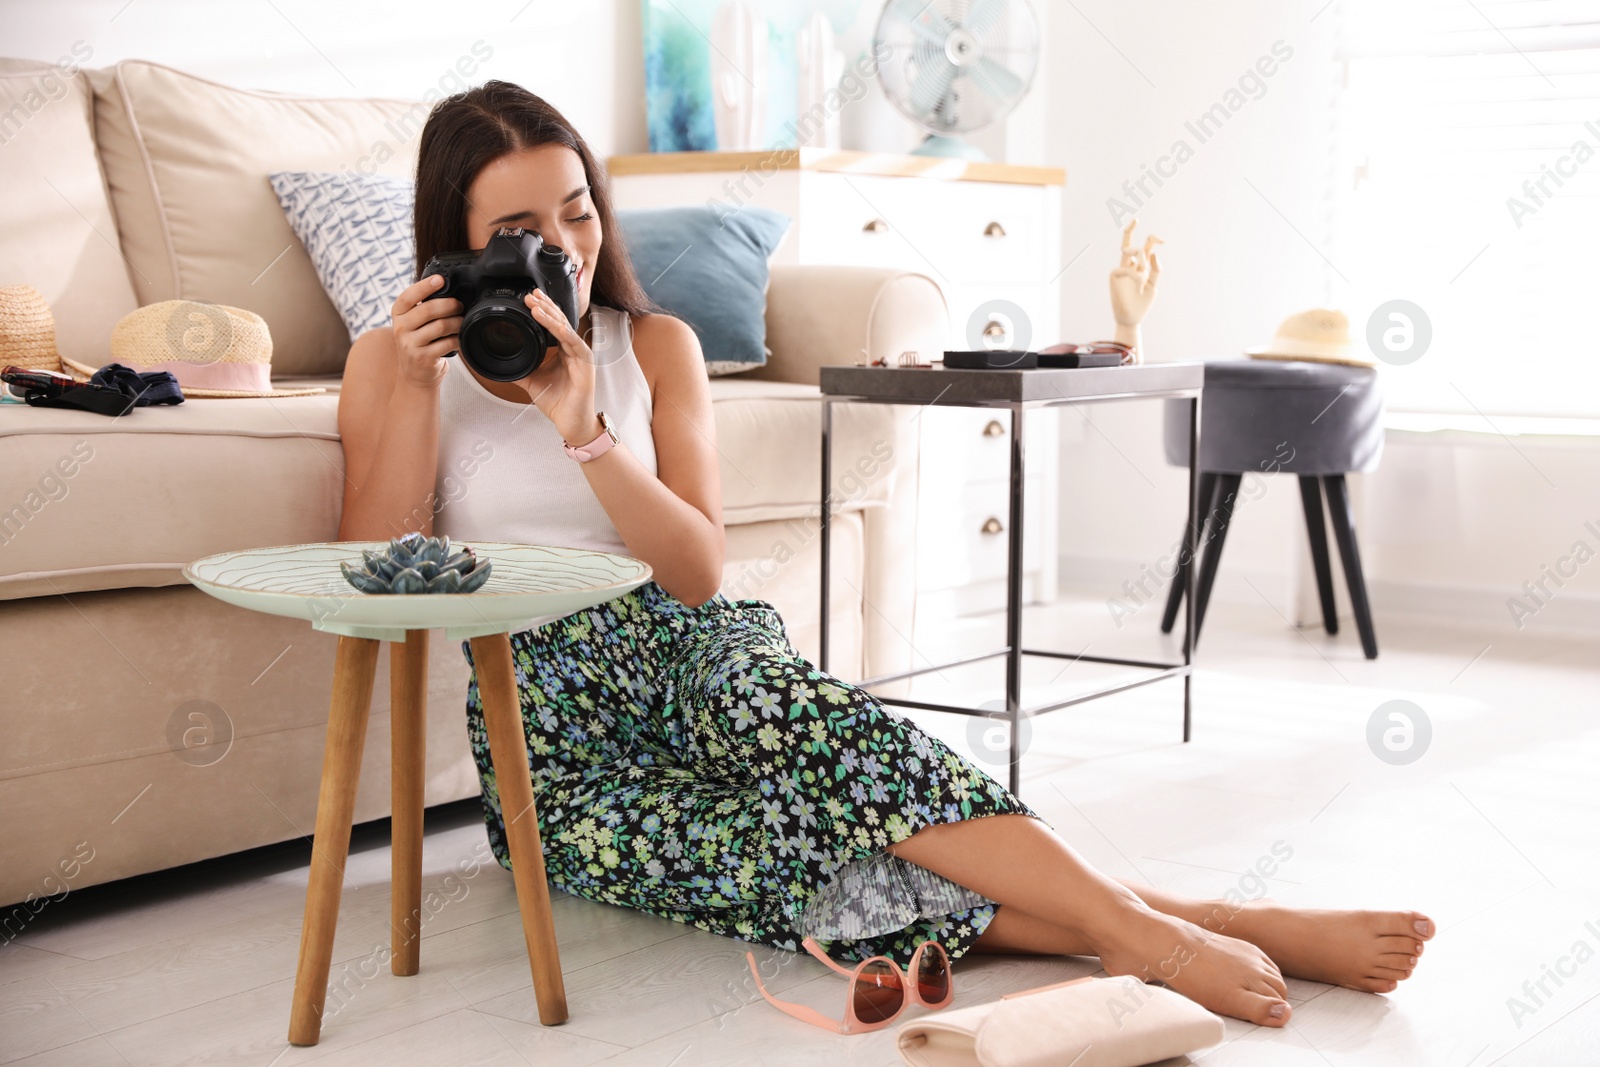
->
[872,0,1040,160]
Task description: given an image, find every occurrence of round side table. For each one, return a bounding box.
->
[184,540,652,1047]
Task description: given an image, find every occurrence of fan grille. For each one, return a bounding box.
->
[874,0,1040,135]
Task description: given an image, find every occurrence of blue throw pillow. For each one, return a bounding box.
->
[269,171,415,343]
[615,205,791,376]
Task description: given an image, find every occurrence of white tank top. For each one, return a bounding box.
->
[432,304,656,560]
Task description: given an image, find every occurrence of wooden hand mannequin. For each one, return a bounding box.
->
[1110,219,1163,364]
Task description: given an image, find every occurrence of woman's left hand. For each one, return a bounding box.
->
[518,288,600,445]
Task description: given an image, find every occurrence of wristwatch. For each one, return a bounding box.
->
[562,410,619,462]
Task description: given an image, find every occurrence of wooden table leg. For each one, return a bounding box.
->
[288,634,381,1046]
[391,629,427,976]
[468,632,569,1026]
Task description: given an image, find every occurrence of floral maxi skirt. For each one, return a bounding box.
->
[461,581,1045,967]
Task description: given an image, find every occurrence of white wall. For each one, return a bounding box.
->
[1011,0,1600,635]
[0,0,649,157]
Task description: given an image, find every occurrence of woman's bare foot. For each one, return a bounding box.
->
[1215,903,1436,993]
[1094,906,1293,1027]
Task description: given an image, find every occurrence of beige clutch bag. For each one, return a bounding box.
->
[896,976,1224,1067]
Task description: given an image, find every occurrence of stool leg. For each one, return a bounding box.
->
[1193,473,1241,639]
[1322,475,1379,659]
[391,629,428,977]
[468,632,569,1026]
[288,635,380,1047]
[1298,477,1340,635]
[1161,471,1216,634]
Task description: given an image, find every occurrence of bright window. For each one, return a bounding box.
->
[1331,0,1600,418]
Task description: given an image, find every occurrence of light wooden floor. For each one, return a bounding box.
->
[3,594,1597,1066]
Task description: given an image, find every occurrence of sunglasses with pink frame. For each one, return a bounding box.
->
[746,936,955,1035]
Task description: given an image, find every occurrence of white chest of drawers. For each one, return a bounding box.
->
[609,149,1064,615]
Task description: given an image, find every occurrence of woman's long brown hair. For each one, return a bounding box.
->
[413,80,658,318]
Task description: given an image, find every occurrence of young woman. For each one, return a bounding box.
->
[336,80,1433,1029]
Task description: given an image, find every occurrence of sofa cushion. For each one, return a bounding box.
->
[0,377,893,599]
[85,60,424,377]
[0,63,140,370]
[0,397,346,600]
[616,205,791,376]
[269,170,416,344]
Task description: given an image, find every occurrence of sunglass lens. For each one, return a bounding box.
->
[916,944,951,1003]
[853,959,905,1023]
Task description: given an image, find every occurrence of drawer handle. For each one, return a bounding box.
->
[862,218,889,234]
[980,517,1004,535]
[983,221,1007,237]
[982,419,1005,437]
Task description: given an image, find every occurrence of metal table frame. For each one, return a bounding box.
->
[818,368,1203,798]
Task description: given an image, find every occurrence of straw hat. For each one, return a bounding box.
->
[61,300,325,398]
[0,285,63,373]
[1245,308,1375,368]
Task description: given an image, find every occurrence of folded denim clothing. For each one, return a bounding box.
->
[24,383,138,417]
[89,362,185,406]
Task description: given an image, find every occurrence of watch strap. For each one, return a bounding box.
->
[563,412,618,462]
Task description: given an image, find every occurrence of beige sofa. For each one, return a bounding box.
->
[0,59,947,908]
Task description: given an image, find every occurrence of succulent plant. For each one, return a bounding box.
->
[340,532,492,594]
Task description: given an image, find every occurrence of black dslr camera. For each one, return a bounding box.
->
[421,227,580,381]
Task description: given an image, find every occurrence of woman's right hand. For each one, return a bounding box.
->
[391,274,461,389]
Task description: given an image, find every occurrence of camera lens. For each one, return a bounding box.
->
[460,292,549,381]
[482,319,525,360]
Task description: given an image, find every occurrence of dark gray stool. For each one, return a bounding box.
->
[1160,359,1384,658]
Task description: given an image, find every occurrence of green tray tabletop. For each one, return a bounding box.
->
[184,540,652,642]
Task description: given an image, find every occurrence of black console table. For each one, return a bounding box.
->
[818,362,1206,798]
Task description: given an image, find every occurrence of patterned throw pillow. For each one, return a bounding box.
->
[269,171,414,343]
